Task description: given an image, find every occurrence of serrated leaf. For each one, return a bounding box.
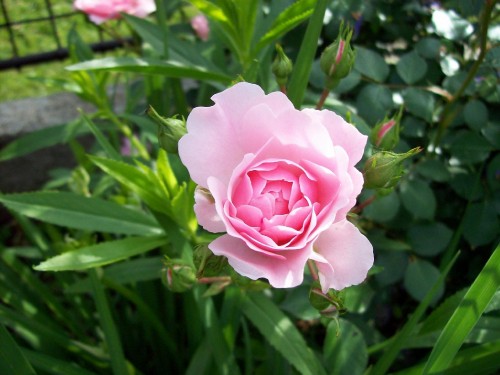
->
[363,191,400,222]
[0,192,162,236]
[242,292,326,375]
[255,0,315,52]
[408,222,453,257]
[34,235,167,271]
[403,88,435,123]
[354,47,389,82]
[400,179,437,220]
[449,131,492,164]
[397,51,428,84]
[462,201,499,247]
[404,259,444,304]
[356,84,394,125]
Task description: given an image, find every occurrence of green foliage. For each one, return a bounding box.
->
[1,0,499,374]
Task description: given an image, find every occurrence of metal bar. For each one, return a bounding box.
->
[0,0,19,57]
[43,0,62,49]
[0,11,77,27]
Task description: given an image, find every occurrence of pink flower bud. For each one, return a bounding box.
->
[370,107,403,150]
[191,14,210,41]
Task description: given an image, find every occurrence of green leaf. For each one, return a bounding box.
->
[462,201,499,247]
[404,259,444,304]
[408,222,453,257]
[0,119,85,162]
[0,323,37,375]
[80,114,121,160]
[403,87,435,123]
[432,9,473,40]
[416,37,441,59]
[463,99,488,130]
[370,253,459,375]
[254,0,315,52]
[375,252,409,286]
[89,270,128,375]
[423,244,500,373]
[356,84,394,125]
[449,131,492,164]
[363,191,400,222]
[66,257,163,294]
[89,155,170,215]
[66,57,232,83]
[416,159,451,182]
[0,192,162,236]
[400,179,437,220]
[397,51,428,84]
[324,319,367,375]
[354,46,389,82]
[34,235,167,271]
[242,292,326,375]
[21,349,97,375]
[287,0,328,108]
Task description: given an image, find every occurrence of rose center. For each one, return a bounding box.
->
[231,161,318,246]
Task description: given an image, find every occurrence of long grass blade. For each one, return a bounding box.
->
[423,243,500,374]
[0,323,37,375]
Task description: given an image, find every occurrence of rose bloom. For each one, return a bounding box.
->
[179,83,373,292]
[74,0,156,24]
[191,14,210,41]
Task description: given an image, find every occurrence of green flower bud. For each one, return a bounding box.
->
[370,107,403,151]
[363,147,422,190]
[162,258,196,293]
[320,22,356,90]
[272,44,293,87]
[148,105,186,154]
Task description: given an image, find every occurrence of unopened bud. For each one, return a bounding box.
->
[272,44,293,87]
[162,258,196,293]
[148,106,186,153]
[320,22,356,90]
[370,107,403,150]
[363,148,422,190]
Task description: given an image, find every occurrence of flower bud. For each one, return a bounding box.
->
[370,107,403,150]
[162,258,196,293]
[148,106,186,154]
[363,147,422,190]
[320,22,356,90]
[191,14,210,41]
[272,44,293,87]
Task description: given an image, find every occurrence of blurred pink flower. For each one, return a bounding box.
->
[191,14,210,41]
[179,83,373,291]
[74,0,156,24]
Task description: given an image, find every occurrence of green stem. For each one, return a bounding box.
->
[105,109,150,160]
[89,269,129,375]
[431,0,497,148]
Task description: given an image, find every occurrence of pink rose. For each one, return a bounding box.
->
[74,0,156,24]
[179,83,373,292]
[191,14,210,41]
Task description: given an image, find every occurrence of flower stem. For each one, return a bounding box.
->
[352,194,376,214]
[316,88,329,110]
[197,276,232,284]
[307,260,319,281]
[431,0,497,149]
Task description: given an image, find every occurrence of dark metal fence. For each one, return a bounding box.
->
[0,0,125,70]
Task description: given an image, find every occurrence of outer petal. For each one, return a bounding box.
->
[302,108,368,167]
[311,220,373,293]
[194,186,225,233]
[209,234,311,288]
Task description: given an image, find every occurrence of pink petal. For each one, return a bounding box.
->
[311,220,373,292]
[194,187,226,233]
[209,234,311,288]
[302,109,368,167]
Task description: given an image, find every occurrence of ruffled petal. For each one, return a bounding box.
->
[311,220,373,293]
[193,186,226,233]
[209,234,311,288]
[302,109,368,167]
